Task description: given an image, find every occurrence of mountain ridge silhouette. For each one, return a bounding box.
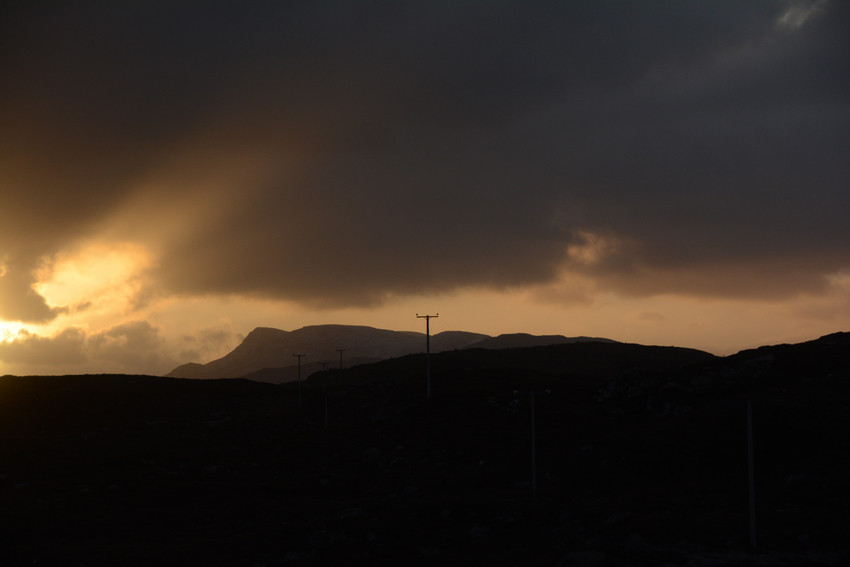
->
[166,324,617,381]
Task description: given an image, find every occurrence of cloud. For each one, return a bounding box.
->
[0,321,210,376]
[0,317,245,375]
[0,257,65,323]
[176,323,241,364]
[630,311,667,324]
[86,321,170,371]
[777,0,828,30]
[0,327,87,368]
[2,0,848,317]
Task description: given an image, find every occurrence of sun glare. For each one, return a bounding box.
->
[34,241,154,314]
[0,321,28,343]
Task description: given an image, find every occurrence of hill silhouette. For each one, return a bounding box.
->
[166,324,613,381]
[467,332,616,350]
[1,332,848,565]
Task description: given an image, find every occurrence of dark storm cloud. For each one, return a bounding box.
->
[2,1,848,314]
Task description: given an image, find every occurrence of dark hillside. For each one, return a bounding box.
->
[465,333,617,350]
[1,334,849,565]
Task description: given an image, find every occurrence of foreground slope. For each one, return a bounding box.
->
[2,333,848,566]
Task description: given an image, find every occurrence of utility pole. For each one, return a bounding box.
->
[293,354,306,407]
[748,400,757,551]
[416,313,438,399]
[336,348,345,370]
[531,390,537,500]
[514,388,551,500]
[320,361,331,430]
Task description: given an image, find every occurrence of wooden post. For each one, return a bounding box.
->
[748,400,757,551]
[531,390,537,500]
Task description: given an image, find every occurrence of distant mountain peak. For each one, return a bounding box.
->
[165,324,623,382]
[243,327,290,339]
[166,324,489,381]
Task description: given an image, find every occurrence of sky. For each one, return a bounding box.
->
[1,0,848,376]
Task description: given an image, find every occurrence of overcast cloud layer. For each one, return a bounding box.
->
[2,1,849,329]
